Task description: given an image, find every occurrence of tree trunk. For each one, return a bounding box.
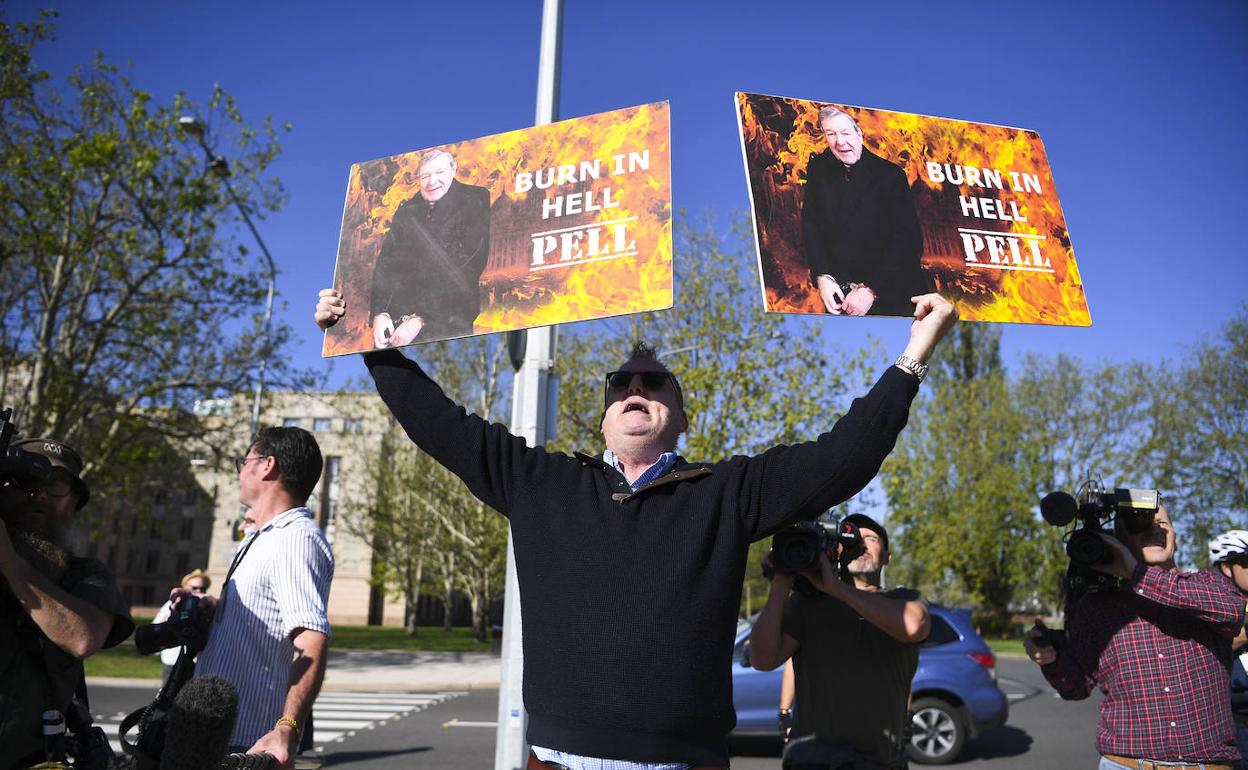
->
[442,551,456,631]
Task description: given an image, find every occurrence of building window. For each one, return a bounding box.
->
[129,518,139,536]
[180,519,194,539]
[145,551,160,573]
[318,456,342,543]
[176,553,190,576]
[343,418,363,433]
[282,417,302,428]
[313,418,333,432]
[149,519,160,538]
[139,585,155,605]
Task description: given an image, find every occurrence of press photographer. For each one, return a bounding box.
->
[0,419,134,770]
[750,514,930,770]
[1024,483,1244,769]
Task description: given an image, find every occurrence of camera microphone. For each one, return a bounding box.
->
[159,675,238,770]
[1039,491,1077,526]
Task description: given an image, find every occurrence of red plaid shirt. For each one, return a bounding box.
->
[1042,565,1246,762]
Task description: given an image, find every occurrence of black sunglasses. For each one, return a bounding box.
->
[604,370,684,407]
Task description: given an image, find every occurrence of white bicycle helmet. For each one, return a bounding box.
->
[1208,530,1248,563]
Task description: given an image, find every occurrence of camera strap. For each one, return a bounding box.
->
[214,529,262,624]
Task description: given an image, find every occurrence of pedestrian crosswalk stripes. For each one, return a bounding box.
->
[94,690,467,755]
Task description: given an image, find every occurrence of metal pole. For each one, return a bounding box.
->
[496,1,562,767]
[198,140,278,443]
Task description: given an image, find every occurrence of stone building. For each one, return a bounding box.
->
[79,388,410,626]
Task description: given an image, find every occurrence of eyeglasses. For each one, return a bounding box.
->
[233,455,266,473]
[603,370,684,407]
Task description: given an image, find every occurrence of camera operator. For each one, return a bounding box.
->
[0,438,134,769]
[173,427,333,770]
[750,514,930,770]
[1023,505,1244,769]
[1208,530,1248,760]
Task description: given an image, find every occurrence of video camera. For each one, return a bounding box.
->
[0,406,51,498]
[1040,477,1160,593]
[135,595,212,657]
[769,516,864,575]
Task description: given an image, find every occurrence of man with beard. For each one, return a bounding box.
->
[802,106,931,317]
[0,438,133,769]
[1023,506,1245,769]
[369,149,491,347]
[750,514,929,769]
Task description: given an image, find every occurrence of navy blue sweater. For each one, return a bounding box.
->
[365,349,918,764]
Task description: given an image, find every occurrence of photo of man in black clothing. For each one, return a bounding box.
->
[802,106,931,317]
[370,149,491,347]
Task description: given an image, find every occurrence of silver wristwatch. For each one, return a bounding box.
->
[894,354,928,383]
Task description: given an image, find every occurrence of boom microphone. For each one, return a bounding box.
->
[158,675,238,770]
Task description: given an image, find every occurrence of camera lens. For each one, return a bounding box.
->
[1067,530,1109,566]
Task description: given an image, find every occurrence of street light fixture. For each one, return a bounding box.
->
[178,115,277,446]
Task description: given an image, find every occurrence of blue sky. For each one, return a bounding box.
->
[11,0,1248,384]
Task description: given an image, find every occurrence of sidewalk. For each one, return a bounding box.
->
[321,649,501,691]
[87,649,502,692]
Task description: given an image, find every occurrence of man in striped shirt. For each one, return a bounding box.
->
[175,427,334,770]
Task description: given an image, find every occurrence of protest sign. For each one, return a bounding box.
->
[324,101,673,356]
[736,91,1089,325]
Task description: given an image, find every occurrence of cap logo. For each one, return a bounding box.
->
[43,442,64,456]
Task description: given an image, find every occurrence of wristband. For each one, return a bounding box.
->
[894,354,928,383]
[274,715,300,735]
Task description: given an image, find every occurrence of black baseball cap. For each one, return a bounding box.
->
[841,513,888,551]
[11,438,90,509]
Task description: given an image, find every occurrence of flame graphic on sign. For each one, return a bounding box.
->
[324,102,672,356]
[738,92,1090,326]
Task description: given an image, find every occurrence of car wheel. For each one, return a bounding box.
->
[907,696,965,765]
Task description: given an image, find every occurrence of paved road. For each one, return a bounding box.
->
[729,657,1102,769]
[88,658,1103,769]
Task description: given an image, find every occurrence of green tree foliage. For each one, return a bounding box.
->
[882,325,1047,624]
[883,310,1247,624]
[0,12,303,506]
[1147,305,1248,562]
[343,336,511,639]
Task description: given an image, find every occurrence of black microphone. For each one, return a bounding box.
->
[158,675,238,770]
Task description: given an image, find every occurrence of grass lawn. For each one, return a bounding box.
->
[329,625,490,653]
[84,622,490,679]
[985,637,1026,656]
[85,642,164,679]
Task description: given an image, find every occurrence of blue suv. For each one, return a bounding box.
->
[731,604,1008,764]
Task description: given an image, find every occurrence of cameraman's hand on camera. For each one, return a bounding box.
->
[1023,622,1057,666]
[167,585,217,613]
[1090,534,1139,580]
[762,550,794,591]
[249,725,297,770]
[798,551,841,598]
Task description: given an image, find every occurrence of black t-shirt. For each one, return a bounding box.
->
[0,555,133,769]
[782,586,923,765]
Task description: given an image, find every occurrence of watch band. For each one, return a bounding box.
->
[894,354,929,383]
